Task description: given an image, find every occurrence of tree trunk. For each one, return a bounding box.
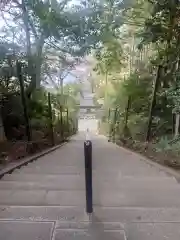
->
[146,65,162,142]
[35,34,45,88]
[22,0,31,57]
[175,113,180,138]
[124,96,131,129]
[21,0,34,82]
[173,58,180,138]
[0,113,5,141]
[104,71,108,104]
[113,108,118,143]
[17,61,31,141]
[21,0,34,98]
[26,34,45,97]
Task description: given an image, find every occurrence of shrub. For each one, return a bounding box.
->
[127,114,148,140]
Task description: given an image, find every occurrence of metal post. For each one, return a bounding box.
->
[60,105,63,141]
[108,108,111,142]
[113,108,118,143]
[146,65,162,142]
[48,92,54,146]
[75,117,78,134]
[108,108,111,122]
[16,61,31,141]
[74,117,77,134]
[84,140,93,214]
[66,108,69,137]
[124,96,131,131]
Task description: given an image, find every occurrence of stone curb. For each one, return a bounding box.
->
[0,141,69,179]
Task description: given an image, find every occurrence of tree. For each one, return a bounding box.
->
[0,0,136,142]
[91,0,164,140]
[93,38,123,105]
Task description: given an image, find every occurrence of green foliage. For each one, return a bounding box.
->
[0,0,131,96]
[3,0,180,150]
[94,39,123,75]
[167,82,180,114]
[127,113,148,140]
[155,136,180,159]
[155,136,171,152]
[93,0,180,144]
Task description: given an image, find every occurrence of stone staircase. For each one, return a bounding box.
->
[0,135,126,240]
[0,134,180,239]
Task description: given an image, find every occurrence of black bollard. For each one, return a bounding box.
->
[84,140,93,214]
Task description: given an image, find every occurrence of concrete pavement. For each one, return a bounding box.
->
[0,133,180,239]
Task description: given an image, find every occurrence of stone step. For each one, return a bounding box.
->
[55,221,124,230]
[2,173,84,183]
[20,162,162,170]
[0,178,179,191]
[0,180,85,190]
[0,220,126,240]
[26,162,170,177]
[2,173,177,185]
[25,162,84,167]
[1,206,180,223]
[2,217,180,240]
[53,229,126,240]
[126,222,180,240]
[0,189,84,206]
[14,168,84,175]
[16,162,153,168]
[14,166,85,175]
[0,188,180,207]
[14,166,168,177]
[0,221,53,240]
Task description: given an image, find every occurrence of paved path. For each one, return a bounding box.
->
[0,133,180,239]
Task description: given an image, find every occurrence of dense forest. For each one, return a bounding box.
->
[89,0,180,168]
[1,0,180,168]
[0,0,130,161]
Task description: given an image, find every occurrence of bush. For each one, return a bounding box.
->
[155,136,180,154]
[127,114,148,140]
[155,136,171,152]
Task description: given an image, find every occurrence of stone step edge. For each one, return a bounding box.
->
[0,180,179,190]
[2,174,177,181]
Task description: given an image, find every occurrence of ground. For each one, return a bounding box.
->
[0,132,180,239]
